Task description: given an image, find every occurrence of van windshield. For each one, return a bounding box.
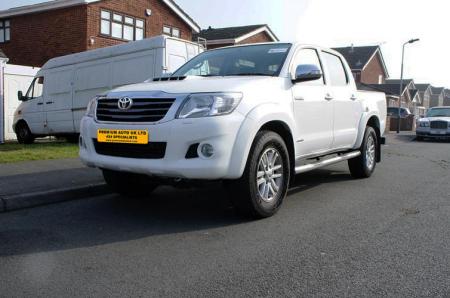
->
[172,43,292,77]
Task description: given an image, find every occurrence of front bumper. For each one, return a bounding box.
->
[79,113,246,180]
[416,128,450,138]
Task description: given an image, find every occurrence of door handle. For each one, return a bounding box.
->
[37,102,44,106]
[350,94,357,101]
[325,93,333,101]
[45,101,54,104]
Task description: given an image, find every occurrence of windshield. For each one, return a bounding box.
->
[427,108,450,117]
[173,43,292,77]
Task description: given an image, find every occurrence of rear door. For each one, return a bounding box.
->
[321,51,362,149]
[291,48,334,157]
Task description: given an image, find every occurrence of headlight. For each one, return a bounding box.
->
[85,96,99,118]
[419,121,430,127]
[177,92,243,119]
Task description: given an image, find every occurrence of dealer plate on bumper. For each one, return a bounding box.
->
[97,129,149,144]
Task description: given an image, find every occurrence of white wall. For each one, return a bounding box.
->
[0,58,6,143]
[3,64,39,140]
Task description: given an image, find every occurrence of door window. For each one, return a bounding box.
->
[292,48,324,85]
[322,52,348,86]
[25,77,44,99]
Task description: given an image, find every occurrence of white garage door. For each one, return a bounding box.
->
[4,64,39,140]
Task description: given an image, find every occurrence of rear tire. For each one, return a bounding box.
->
[102,169,158,197]
[225,131,290,219]
[16,122,35,144]
[348,126,377,178]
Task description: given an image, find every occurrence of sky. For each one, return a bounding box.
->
[1,0,449,87]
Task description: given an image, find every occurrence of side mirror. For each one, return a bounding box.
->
[18,91,25,101]
[293,64,323,83]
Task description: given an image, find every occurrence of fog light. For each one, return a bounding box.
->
[199,143,214,158]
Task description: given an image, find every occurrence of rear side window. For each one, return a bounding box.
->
[322,52,348,86]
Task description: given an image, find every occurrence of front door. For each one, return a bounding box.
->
[291,48,334,157]
[23,77,45,134]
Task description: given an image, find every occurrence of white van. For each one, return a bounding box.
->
[13,35,203,143]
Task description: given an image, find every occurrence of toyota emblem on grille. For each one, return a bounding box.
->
[118,97,133,110]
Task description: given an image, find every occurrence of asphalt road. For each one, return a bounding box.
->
[1,134,449,297]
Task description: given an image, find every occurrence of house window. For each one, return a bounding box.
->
[100,9,145,41]
[163,25,181,38]
[0,20,11,43]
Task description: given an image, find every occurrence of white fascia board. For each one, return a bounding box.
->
[0,0,99,18]
[235,26,279,43]
[161,0,200,33]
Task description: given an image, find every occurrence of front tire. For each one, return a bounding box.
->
[102,169,158,197]
[416,136,424,141]
[16,122,35,144]
[348,126,377,178]
[226,131,290,219]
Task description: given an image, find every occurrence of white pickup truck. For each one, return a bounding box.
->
[80,42,386,218]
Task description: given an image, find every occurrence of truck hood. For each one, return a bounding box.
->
[108,76,284,95]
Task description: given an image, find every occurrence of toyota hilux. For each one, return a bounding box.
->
[79,42,387,218]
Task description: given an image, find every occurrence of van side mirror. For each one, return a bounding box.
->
[18,91,25,101]
[293,64,322,83]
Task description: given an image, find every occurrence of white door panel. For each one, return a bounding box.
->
[291,48,334,157]
[293,86,334,156]
[45,69,74,134]
[332,88,363,148]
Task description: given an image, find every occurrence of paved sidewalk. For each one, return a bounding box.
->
[0,158,107,212]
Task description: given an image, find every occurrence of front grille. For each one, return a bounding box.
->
[96,98,175,123]
[430,121,448,129]
[93,139,166,159]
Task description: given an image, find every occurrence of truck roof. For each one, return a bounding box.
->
[42,35,201,71]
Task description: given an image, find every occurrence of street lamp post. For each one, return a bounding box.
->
[397,38,420,133]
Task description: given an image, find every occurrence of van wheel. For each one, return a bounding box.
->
[348,126,377,178]
[225,131,290,219]
[102,169,158,197]
[16,122,35,144]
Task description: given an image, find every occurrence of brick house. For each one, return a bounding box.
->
[415,84,432,109]
[0,0,200,67]
[430,86,445,107]
[193,24,278,49]
[333,46,389,84]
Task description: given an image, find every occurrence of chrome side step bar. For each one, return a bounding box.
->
[295,151,361,174]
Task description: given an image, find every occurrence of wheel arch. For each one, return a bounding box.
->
[13,119,29,133]
[359,115,382,163]
[226,104,296,179]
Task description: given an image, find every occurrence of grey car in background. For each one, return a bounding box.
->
[416,106,450,140]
